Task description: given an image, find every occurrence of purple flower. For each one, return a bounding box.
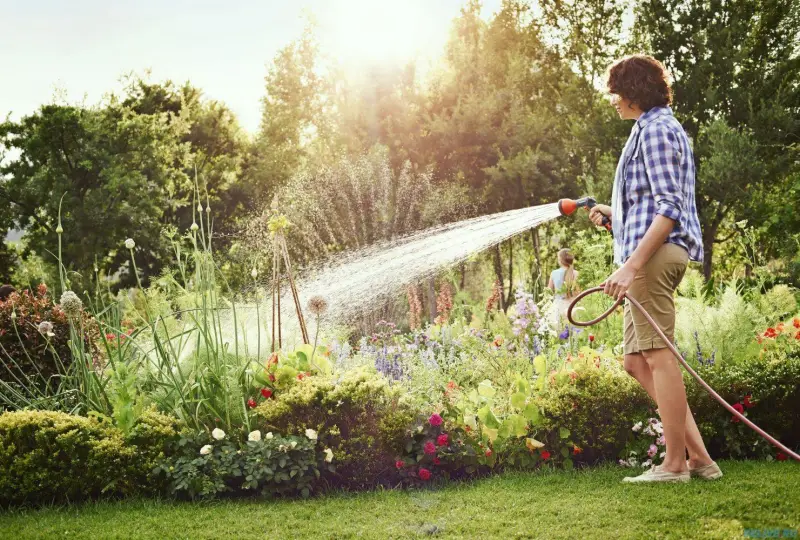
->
[559,327,570,340]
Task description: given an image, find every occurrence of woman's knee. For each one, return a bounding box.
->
[623,354,647,378]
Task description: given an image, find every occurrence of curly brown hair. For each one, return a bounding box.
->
[606,55,673,111]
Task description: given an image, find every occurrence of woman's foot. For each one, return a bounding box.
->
[622,465,691,483]
[686,460,723,480]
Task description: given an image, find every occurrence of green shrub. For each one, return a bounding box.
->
[687,353,800,459]
[155,430,322,500]
[253,369,416,489]
[535,363,653,466]
[0,409,179,506]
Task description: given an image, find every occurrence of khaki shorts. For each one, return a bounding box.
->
[623,243,688,355]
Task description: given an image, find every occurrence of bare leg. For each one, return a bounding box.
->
[624,353,713,467]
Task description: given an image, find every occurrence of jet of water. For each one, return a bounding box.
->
[276,202,563,333]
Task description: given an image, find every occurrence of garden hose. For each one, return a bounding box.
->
[567,286,800,463]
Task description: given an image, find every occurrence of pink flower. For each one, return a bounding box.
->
[395,460,404,469]
[424,441,436,455]
[656,436,665,446]
[436,434,449,447]
[648,444,658,458]
[485,449,492,457]
[247,398,257,408]
[418,468,431,481]
[428,413,443,427]
[433,457,441,465]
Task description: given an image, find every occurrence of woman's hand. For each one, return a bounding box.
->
[602,263,637,301]
[589,204,612,227]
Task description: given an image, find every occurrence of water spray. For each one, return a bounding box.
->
[562,202,800,462]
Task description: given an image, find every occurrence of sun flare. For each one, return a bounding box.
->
[320,0,447,66]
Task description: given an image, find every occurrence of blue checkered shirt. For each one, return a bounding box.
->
[611,106,704,265]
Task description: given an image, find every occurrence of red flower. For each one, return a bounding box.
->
[540,450,551,460]
[268,373,276,382]
[733,402,744,414]
[105,333,116,341]
[433,457,441,465]
[777,323,785,332]
[485,449,493,457]
[418,468,431,481]
[588,334,595,342]
[493,337,504,347]
[436,434,449,447]
[269,352,279,365]
[261,388,273,399]
[247,398,257,408]
[573,445,583,455]
[743,395,754,408]
[395,460,404,469]
[447,381,457,390]
[464,425,472,433]
[776,452,788,461]
[795,330,800,341]
[764,327,778,338]
[428,413,443,427]
[793,317,800,329]
[297,373,305,380]
[424,441,437,455]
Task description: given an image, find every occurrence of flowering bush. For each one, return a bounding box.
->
[155,429,326,500]
[252,370,416,489]
[0,284,101,396]
[619,417,667,468]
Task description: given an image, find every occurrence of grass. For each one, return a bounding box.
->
[1,461,798,539]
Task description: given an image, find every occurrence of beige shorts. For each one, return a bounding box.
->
[623,243,688,355]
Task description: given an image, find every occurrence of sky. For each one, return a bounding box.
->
[1,0,502,134]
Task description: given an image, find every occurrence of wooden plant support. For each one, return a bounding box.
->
[271,231,309,351]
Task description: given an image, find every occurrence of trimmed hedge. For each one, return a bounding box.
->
[0,409,178,506]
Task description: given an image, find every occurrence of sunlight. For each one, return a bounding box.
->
[319,0,447,66]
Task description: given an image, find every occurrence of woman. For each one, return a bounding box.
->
[589,55,720,483]
[548,248,579,322]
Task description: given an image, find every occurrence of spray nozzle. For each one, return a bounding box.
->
[557,197,611,231]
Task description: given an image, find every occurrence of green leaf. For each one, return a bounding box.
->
[563,458,574,470]
[510,392,527,409]
[561,446,570,458]
[478,380,496,398]
[503,414,528,437]
[463,413,478,430]
[515,376,531,394]
[523,404,542,426]
[477,405,501,428]
[533,355,547,375]
[484,428,499,443]
[559,427,571,439]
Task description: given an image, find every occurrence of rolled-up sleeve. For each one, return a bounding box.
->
[641,123,683,223]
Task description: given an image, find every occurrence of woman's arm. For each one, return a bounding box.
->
[548,276,555,290]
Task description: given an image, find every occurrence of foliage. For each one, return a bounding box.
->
[252,369,415,489]
[154,428,323,500]
[0,410,175,506]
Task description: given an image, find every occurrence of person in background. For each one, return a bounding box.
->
[548,248,580,321]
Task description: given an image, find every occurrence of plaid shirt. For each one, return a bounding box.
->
[611,106,704,265]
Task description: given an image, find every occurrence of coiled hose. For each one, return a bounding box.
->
[567,286,800,462]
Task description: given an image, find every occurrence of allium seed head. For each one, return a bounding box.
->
[190,222,199,232]
[307,296,329,317]
[124,238,135,250]
[59,291,83,318]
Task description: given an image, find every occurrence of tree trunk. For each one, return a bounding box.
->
[427,277,437,323]
[492,244,506,311]
[702,221,718,280]
[505,240,514,311]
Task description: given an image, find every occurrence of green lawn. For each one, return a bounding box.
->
[1,461,798,539]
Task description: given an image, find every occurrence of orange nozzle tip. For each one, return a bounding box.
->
[558,198,577,216]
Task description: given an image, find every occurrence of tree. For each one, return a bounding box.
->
[636,0,800,277]
[0,101,190,289]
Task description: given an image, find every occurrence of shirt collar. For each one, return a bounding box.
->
[635,106,672,129]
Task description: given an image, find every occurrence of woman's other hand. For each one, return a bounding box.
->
[589,204,612,227]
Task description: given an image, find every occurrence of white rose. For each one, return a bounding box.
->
[200,444,213,456]
[212,428,225,440]
[265,432,273,439]
[248,430,262,442]
[305,429,318,440]
[124,238,135,250]
[632,422,642,432]
[324,448,334,463]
